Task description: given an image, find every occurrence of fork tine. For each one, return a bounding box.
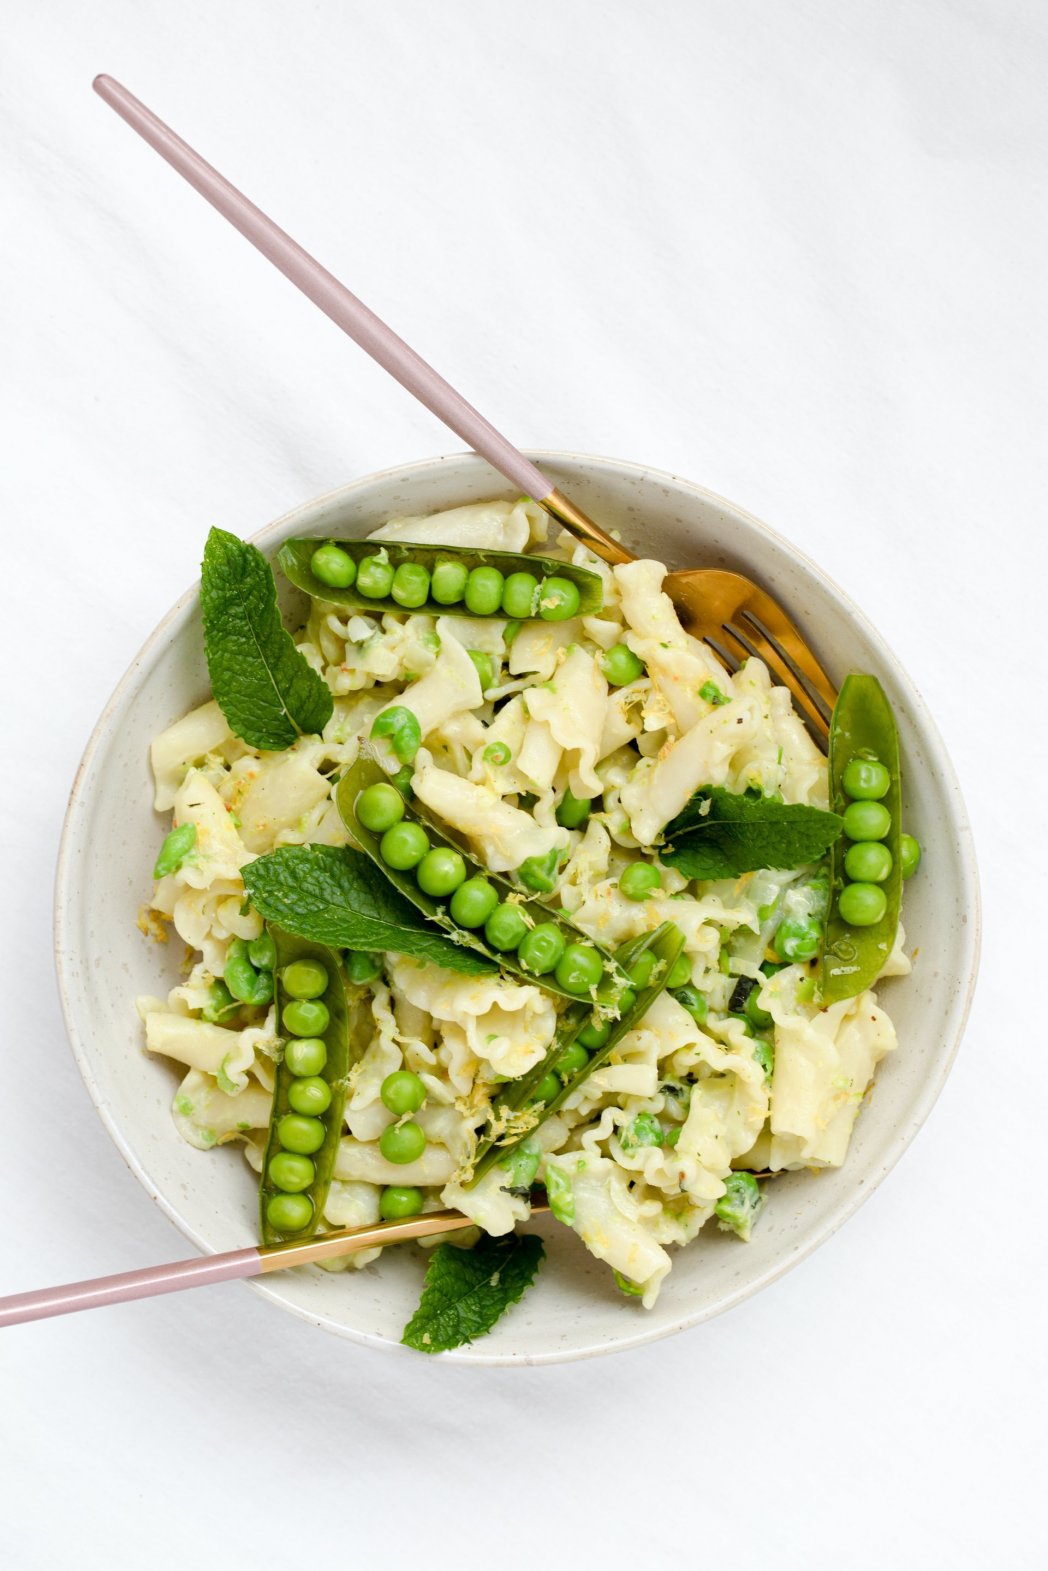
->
[701,634,742,673]
[723,621,830,743]
[735,594,837,724]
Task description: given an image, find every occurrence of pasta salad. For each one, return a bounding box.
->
[136,497,915,1348]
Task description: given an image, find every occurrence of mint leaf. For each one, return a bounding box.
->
[241,844,494,975]
[661,787,843,880]
[201,526,333,750]
[402,1232,545,1353]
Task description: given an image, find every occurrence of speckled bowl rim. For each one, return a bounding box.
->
[54,451,981,1364]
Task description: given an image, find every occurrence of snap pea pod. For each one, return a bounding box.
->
[279,537,604,620]
[259,927,357,1243]
[466,922,686,1187]
[336,755,631,1005]
[818,674,902,1004]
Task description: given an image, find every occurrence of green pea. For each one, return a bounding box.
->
[666,952,692,990]
[370,706,422,765]
[247,931,276,971]
[842,799,892,841]
[518,922,567,975]
[900,833,922,880]
[842,756,891,801]
[310,543,357,589]
[483,741,511,766]
[276,1114,326,1155]
[623,1112,664,1149]
[617,987,637,1014]
[379,821,430,870]
[468,649,495,693]
[517,847,563,892]
[153,822,197,879]
[484,902,530,951]
[224,944,273,1007]
[287,1077,333,1117]
[449,876,499,929]
[268,1152,316,1192]
[555,788,592,829]
[577,1018,612,1050]
[344,950,382,984]
[838,882,888,927]
[380,1185,424,1219]
[844,841,893,884]
[501,571,540,618]
[202,980,238,1024]
[265,1192,313,1233]
[538,576,580,621]
[601,644,644,687]
[626,949,658,989]
[752,1037,774,1079]
[284,1037,327,1076]
[282,998,330,1037]
[281,959,329,1000]
[673,984,708,1025]
[379,1120,427,1164]
[356,552,395,598]
[744,987,774,1031]
[619,862,662,902]
[380,1069,427,1116]
[356,782,406,833]
[775,917,822,962]
[390,560,431,608]
[714,1171,762,1234]
[498,1137,541,1191]
[416,847,467,898]
[555,1041,590,1081]
[554,943,604,995]
[503,619,522,645]
[464,565,505,615]
[528,1071,562,1105]
[431,557,469,605]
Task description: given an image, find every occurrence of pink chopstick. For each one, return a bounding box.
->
[92,74,552,502]
[0,1208,502,1327]
[91,75,619,561]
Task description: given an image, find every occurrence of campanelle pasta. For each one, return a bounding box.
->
[137,498,909,1307]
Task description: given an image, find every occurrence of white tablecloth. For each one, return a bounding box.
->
[2,3,1044,1566]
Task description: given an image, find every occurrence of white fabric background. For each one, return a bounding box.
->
[2,2,1045,1565]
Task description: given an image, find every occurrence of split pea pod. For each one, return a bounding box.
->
[259,927,354,1243]
[278,538,603,621]
[336,755,631,1006]
[466,922,686,1187]
[818,674,902,1004]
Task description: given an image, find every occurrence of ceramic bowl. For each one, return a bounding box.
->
[54,452,979,1363]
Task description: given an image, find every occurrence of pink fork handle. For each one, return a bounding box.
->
[0,1247,261,1327]
[92,75,554,505]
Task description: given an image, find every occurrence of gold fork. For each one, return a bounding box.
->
[94,75,836,744]
[545,491,838,744]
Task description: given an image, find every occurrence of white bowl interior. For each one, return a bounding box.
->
[55,452,979,1362]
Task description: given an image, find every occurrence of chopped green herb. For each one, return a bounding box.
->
[699,680,730,706]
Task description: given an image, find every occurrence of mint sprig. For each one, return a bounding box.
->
[402,1232,545,1353]
[661,787,843,881]
[241,844,494,975]
[201,526,333,750]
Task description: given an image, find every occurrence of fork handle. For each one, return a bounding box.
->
[92,75,633,566]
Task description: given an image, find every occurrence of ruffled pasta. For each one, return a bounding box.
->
[138,500,910,1311]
